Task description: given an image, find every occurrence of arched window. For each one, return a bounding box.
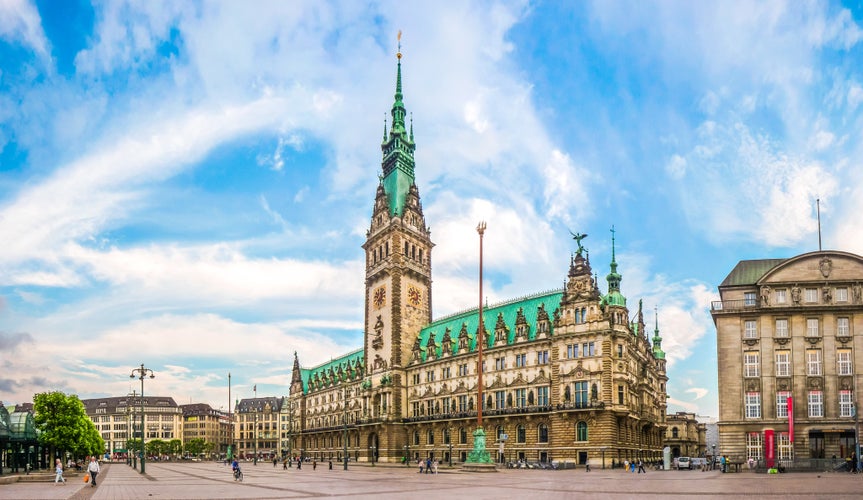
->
[428,429,435,444]
[413,430,420,445]
[538,423,549,443]
[576,421,588,441]
[496,426,506,441]
[672,427,679,439]
[459,427,468,444]
[517,425,526,443]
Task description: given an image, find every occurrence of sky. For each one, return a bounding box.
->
[1,0,863,419]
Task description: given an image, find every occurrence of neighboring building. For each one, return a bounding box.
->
[179,403,231,457]
[664,412,707,458]
[82,396,181,455]
[287,49,669,467]
[234,397,283,460]
[711,251,863,463]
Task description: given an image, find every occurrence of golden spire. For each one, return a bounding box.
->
[397,30,402,60]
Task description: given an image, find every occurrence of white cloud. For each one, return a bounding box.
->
[543,149,591,226]
[686,387,708,400]
[666,154,687,179]
[0,0,51,63]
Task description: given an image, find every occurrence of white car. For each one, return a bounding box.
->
[677,457,692,470]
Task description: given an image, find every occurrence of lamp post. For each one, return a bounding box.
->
[370,445,376,467]
[602,447,607,470]
[129,364,155,474]
[712,444,717,470]
[449,442,453,467]
[253,385,258,466]
[343,386,349,471]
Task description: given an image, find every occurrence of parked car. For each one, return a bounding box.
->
[677,457,692,470]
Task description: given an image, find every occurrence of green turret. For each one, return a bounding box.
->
[380,42,416,217]
[652,308,666,359]
[602,226,626,307]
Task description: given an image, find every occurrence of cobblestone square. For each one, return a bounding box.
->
[2,462,862,500]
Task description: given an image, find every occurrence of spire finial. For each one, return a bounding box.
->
[397,30,402,60]
[410,112,414,142]
[610,225,616,263]
[383,113,387,141]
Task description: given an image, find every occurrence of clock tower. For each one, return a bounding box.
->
[362,45,433,419]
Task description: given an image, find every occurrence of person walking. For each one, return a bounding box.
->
[637,459,646,474]
[432,459,438,474]
[87,456,101,487]
[585,457,591,472]
[54,459,66,485]
[273,457,278,468]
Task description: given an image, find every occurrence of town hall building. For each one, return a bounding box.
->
[284,48,669,468]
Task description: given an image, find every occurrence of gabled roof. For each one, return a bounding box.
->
[719,259,787,287]
[416,289,562,362]
[236,397,282,413]
[301,348,365,394]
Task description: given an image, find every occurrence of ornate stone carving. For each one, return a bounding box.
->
[807,377,822,389]
[776,379,790,391]
[819,256,832,278]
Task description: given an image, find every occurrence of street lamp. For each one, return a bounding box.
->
[449,443,453,467]
[370,445,376,466]
[712,444,717,470]
[130,363,155,474]
[343,387,349,471]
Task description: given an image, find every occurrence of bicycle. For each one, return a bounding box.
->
[233,468,244,482]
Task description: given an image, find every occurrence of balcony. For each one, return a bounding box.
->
[711,299,759,312]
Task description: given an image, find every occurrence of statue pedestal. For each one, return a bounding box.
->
[462,427,497,473]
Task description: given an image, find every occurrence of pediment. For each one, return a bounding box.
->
[760,251,863,284]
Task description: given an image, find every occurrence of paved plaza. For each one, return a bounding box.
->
[1,462,862,500]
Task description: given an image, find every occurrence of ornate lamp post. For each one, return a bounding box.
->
[343,386,349,471]
[130,364,155,474]
[466,221,493,466]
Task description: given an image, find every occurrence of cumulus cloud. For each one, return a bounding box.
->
[0,0,51,62]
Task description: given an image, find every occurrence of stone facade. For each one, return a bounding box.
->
[665,412,707,458]
[712,251,863,463]
[82,396,181,456]
[287,51,669,468]
[233,397,284,460]
[179,403,231,457]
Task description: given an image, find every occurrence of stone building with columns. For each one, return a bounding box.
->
[287,49,669,468]
[711,250,863,464]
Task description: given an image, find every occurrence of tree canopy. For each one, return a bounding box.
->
[33,391,104,458]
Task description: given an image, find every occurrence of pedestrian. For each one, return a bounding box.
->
[623,459,629,472]
[283,458,288,470]
[273,457,277,468]
[87,456,100,487]
[418,458,424,473]
[54,459,66,485]
[433,459,438,474]
[630,460,635,473]
[426,457,432,474]
[313,459,317,470]
[298,457,302,470]
[585,457,590,472]
[637,460,646,473]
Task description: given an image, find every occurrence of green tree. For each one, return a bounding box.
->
[168,439,183,458]
[186,437,206,457]
[127,438,143,454]
[33,391,104,462]
[146,438,166,457]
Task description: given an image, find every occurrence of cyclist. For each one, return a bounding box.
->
[231,458,242,481]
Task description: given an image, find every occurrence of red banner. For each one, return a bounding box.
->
[764,429,775,468]
[787,397,794,443]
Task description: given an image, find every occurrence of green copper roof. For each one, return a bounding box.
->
[301,348,364,394]
[652,311,665,360]
[719,258,787,287]
[416,290,562,362]
[602,227,626,307]
[380,53,416,216]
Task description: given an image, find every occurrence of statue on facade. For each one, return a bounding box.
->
[760,286,770,306]
[791,285,801,305]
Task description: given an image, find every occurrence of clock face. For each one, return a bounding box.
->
[373,287,386,309]
[407,285,422,306]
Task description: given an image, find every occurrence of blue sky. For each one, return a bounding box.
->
[2,1,863,419]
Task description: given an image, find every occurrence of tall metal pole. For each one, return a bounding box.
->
[254,385,258,465]
[130,364,155,474]
[228,372,231,459]
[476,221,486,428]
[343,386,349,470]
